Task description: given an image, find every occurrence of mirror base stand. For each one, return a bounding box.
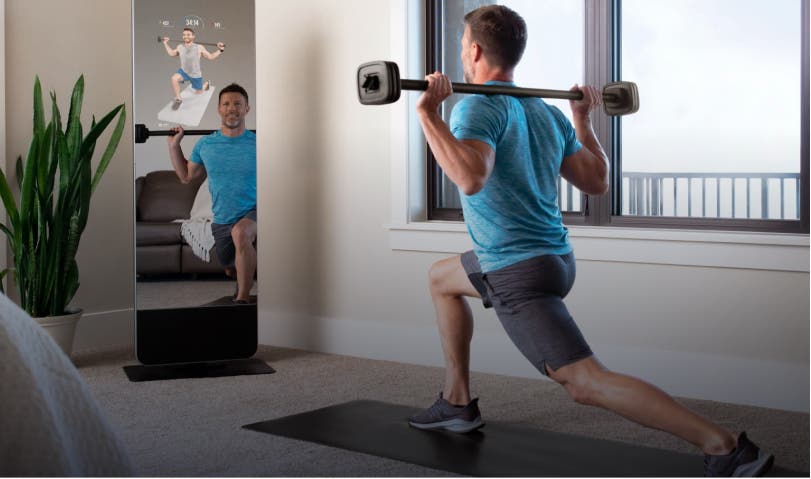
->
[122,357,275,382]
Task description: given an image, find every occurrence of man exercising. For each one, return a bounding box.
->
[162,28,225,110]
[408,5,773,477]
[167,83,256,304]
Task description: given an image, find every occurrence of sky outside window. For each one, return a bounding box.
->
[621,0,801,175]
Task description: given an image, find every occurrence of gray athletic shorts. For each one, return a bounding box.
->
[461,250,593,375]
[211,209,257,268]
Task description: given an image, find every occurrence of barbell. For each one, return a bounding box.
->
[357,61,639,116]
[157,35,225,48]
[134,124,255,144]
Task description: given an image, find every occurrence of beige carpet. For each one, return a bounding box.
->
[74,346,809,477]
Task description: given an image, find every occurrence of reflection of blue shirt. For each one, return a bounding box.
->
[450,81,582,273]
[190,130,256,224]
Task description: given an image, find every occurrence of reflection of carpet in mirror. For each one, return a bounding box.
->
[136,279,258,309]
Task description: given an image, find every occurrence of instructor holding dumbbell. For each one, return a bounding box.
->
[408,5,772,476]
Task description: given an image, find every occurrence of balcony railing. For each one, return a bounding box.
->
[559,172,801,220]
[622,172,801,219]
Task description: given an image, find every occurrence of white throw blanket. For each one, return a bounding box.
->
[0,293,133,476]
[180,178,215,262]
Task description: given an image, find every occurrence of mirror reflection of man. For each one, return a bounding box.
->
[162,28,225,110]
[167,84,257,304]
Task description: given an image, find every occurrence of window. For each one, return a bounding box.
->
[426,0,809,233]
[428,0,585,220]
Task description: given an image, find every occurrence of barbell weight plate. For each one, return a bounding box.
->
[357,61,401,105]
[603,81,640,116]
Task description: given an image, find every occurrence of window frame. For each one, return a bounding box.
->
[425,0,810,234]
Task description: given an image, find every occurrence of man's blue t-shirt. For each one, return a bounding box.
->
[190,130,257,225]
[450,81,582,273]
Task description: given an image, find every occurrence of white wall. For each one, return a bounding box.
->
[4,0,134,351]
[255,0,810,412]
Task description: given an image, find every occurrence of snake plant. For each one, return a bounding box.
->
[0,75,126,317]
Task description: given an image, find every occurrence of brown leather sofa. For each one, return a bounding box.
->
[135,170,224,276]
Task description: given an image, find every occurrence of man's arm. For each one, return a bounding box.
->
[161,37,179,57]
[417,72,494,196]
[559,84,610,196]
[200,42,225,60]
[167,127,206,184]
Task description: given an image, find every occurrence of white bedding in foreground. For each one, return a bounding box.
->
[0,293,132,476]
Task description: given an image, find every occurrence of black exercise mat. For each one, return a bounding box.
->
[123,358,274,382]
[243,400,804,477]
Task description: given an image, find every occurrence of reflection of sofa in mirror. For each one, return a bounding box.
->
[136,170,224,276]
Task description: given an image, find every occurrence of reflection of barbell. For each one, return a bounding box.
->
[157,35,225,48]
[357,61,640,116]
[135,123,255,143]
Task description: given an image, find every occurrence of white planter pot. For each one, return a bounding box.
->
[33,309,82,356]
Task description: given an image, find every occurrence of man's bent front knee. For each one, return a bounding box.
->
[230,221,256,250]
[428,260,450,294]
[428,256,473,298]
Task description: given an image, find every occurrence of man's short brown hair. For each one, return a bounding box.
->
[219,83,249,104]
[464,5,527,71]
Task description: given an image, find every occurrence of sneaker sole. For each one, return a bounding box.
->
[409,417,485,434]
[733,451,774,477]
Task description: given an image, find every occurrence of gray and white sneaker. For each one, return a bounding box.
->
[704,432,774,477]
[408,393,485,434]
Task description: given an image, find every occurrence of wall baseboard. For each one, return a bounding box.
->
[259,311,809,413]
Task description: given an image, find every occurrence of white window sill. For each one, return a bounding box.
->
[387,221,810,272]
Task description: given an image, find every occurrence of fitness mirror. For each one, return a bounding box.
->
[132,0,257,365]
